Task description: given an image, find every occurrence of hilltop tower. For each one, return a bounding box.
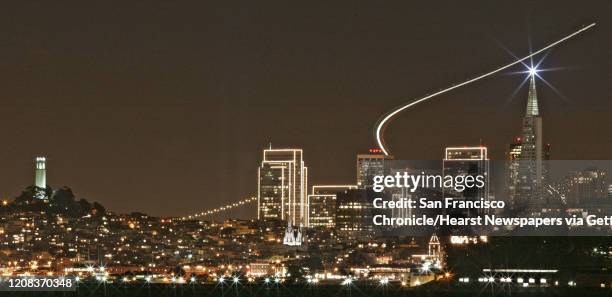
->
[35,156,47,189]
[34,156,47,199]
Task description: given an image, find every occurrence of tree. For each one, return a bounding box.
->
[304,256,324,272]
[14,186,38,204]
[286,264,305,282]
[92,202,106,216]
[78,199,92,213]
[52,187,76,206]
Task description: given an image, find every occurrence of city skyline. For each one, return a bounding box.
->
[1,2,611,216]
[1,3,612,295]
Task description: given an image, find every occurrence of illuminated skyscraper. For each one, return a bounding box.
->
[519,74,543,196]
[335,189,374,240]
[443,147,489,216]
[563,168,607,206]
[508,73,550,208]
[34,156,47,199]
[307,185,357,228]
[257,148,308,226]
[508,139,523,161]
[356,148,393,189]
[386,167,430,224]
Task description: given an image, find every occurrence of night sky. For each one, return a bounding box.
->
[0,1,610,217]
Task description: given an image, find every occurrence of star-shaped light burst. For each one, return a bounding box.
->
[500,49,568,104]
[519,59,567,100]
[495,36,570,105]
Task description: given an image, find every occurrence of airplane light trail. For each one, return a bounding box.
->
[374,23,596,156]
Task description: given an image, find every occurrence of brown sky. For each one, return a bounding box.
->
[0,1,610,217]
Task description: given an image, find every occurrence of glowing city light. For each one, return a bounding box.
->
[421,261,431,272]
[181,196,257,220]
[528,278,535,284]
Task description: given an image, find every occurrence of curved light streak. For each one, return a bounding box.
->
[375,23,596,156]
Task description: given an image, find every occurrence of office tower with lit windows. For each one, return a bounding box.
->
[443,147,489,216]
[508,73,550,208]
[563,168,607,206]
[307,185,357,228]
[356,148,393,189]
[385,167,434,223]
[257,148,308,226]
[508,139,523,161]
[335,189,374,240]
[507,139,522,206]
[389,187,414,222]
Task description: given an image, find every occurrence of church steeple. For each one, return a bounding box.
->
[526,73,539,117]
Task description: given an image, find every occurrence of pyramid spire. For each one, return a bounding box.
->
[526,74,539,117]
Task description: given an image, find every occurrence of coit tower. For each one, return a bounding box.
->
[35,156,46,189]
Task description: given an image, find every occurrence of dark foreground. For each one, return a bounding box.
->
[2,282,612,297]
